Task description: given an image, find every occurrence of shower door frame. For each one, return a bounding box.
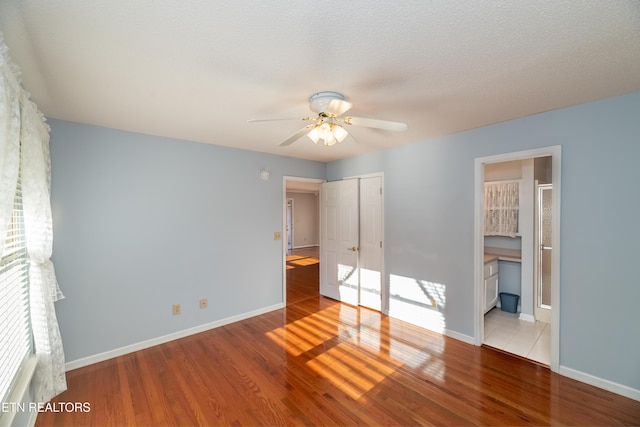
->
[534,183,552,323]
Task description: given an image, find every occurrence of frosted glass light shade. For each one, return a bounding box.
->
[307,127,320,143]
[333,125,348,142]
[306,123,349,146]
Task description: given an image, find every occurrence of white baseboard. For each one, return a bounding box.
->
[292,244,319,249]
[65,303,284,371]
[559,365,640,402]
[444,329,475,345]
[64,303,640,404]
[518,313,535,322]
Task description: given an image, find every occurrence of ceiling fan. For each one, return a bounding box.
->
[248,91,408,147]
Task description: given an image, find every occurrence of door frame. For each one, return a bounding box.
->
[286,198,294,251]
[282,176,325,306]
[473,146,561,373]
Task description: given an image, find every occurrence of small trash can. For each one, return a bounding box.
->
[499,292,519,313]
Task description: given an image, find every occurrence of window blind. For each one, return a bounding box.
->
[0,177,32,404]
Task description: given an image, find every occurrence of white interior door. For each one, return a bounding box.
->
[320,179,359,306]
[359,177,383,311]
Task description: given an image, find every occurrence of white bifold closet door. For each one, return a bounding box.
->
[320,177,383,311]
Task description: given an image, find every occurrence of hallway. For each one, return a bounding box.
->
[286,246,319,305]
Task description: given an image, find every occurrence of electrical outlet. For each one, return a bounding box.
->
[172,304,181,315]
[200,298,208,309]
[274,231,282,241]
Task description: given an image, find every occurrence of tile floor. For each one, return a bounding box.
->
[484,308,550,365]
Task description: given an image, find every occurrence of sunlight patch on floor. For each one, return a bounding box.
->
[289,257,319,267]
[306,341,400,400]
[266,302,448,399]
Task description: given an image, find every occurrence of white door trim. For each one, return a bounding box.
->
[282,176,325,307]
[474,146,561,373]
[287,198,294,251]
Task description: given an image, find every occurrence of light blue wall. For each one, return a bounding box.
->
[50,91,640,391]
[327,91,640,391]
[497,261,521,297]
[49,120,325,362]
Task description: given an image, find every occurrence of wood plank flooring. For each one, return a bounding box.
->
[36,249,640,426]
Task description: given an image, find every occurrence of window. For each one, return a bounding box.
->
[484,180,520,237]
[0,176,32,404]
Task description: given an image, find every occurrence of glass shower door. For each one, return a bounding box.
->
[537,184,552,321]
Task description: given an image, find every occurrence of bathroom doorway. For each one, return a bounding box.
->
[474,147,561,372]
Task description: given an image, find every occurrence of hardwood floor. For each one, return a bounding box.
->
[286,247,320,306]
[37,249,640,426]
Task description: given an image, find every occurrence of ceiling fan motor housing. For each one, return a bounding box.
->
[309,91,345,114]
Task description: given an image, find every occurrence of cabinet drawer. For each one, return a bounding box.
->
[484,260,499,278]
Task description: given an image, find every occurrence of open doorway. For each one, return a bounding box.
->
[283,177,323,306]
[481,156,551,364]
[474,146,561,373]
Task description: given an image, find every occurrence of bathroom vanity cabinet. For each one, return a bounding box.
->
[484,256,499,313]
[483,247,522,313]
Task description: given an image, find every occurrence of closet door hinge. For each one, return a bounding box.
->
[380,241,383,248]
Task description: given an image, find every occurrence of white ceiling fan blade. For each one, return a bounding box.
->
[248,117,309,123]
[325,99,353,116]
[278,125,315,146]
[344,116,408,131]
[345,133,358,145]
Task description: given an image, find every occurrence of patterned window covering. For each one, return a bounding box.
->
[1,31,66,405]
[484,181,520,238]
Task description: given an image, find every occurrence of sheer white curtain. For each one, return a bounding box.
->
[0,36,21,257]
[1,32,66,403]
[484,181,520,238]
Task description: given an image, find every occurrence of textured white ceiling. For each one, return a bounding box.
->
[1,1,639,162]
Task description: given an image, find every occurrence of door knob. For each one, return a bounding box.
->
[347,246,358,252]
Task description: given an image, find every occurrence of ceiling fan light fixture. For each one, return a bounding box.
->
[307,127,320,143]
[318,122,332,141]
[323,133,337,146]
[307,123,348,146]
[332,124,348,143]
